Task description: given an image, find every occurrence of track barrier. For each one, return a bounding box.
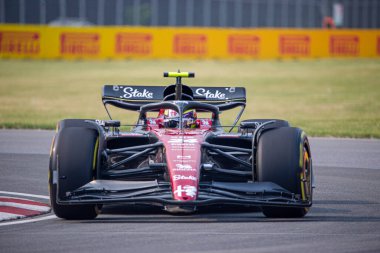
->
[1,25,379,60]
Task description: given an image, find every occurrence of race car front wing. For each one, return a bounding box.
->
[57,180,311,208]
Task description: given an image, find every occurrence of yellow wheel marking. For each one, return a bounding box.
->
[92,137,99,171]
[300,148,309,201]
[48,135,56,193]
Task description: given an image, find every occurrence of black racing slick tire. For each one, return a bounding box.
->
[256,127,312,218]
[49,120,100,220]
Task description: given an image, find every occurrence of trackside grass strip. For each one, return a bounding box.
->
[0,59,379,138]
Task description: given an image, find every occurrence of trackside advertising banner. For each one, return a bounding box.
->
[0,25,379,59]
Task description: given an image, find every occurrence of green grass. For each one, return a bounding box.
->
[0,59,379,138]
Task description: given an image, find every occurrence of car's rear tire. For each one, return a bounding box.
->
[256,127,312,218]
[49,121,100,220]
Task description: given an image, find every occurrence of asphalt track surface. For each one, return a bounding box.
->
[0,129,379,253]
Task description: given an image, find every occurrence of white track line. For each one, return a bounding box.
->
[0,201,51,212]
[0,191,56,227]
[0,191,50,200]
[0,212,25,221]
[0,214,57,227]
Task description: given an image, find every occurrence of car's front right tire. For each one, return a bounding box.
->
[49,121,100,220]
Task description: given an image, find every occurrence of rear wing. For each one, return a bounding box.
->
[102,85,246,110]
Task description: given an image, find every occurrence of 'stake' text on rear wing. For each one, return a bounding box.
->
[102,85,246,109]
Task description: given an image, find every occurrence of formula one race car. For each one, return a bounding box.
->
[49,71,313,219]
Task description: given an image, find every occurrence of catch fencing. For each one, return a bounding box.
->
[1,0,379,29]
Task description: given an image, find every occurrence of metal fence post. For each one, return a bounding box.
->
[203,0,211,27]
[40,0,46,24]
[59,0,66,20]
[79,0,85,21]
[362,0,368,28]
[266,0,274,27]
[151,0,158,26]
[352,0,358,28]
[308,0,315,28]
[186,0,194,26]
[372,0,378,28]
[1,0,5,23]
[116,0,123,25]
[97,0,104,25]
[169,0,176,26]
[280,0,288,27]
[133,0,141,25]
[19,0,25,24]
[251,0,259,27]
[295,0,302,28]
[343,0,348,28]
[234,0,242,27]
[320,0,328,21]
[219,0,227,27]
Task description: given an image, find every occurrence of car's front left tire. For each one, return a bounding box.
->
[256,127,313,218]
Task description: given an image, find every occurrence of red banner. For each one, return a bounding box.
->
[0,31,40,55]
[173,34,207,56]
[115,33,152,56]
[330,35,359,56]
[60,32,100,56]
[279,35,310,57]
[228,34,260,57]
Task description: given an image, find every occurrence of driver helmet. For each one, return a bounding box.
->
[182,110,197,128]
[162,109,197,128]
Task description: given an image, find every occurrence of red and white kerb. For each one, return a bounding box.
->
[0,197,51,221]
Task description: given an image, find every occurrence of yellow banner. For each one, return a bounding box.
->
[0,25,379,59]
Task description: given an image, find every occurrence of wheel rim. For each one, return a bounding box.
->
[300,144,312,203]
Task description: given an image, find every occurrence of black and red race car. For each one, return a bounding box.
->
[49,71,313,219]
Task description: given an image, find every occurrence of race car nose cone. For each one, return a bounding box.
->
[155,129,204,202]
